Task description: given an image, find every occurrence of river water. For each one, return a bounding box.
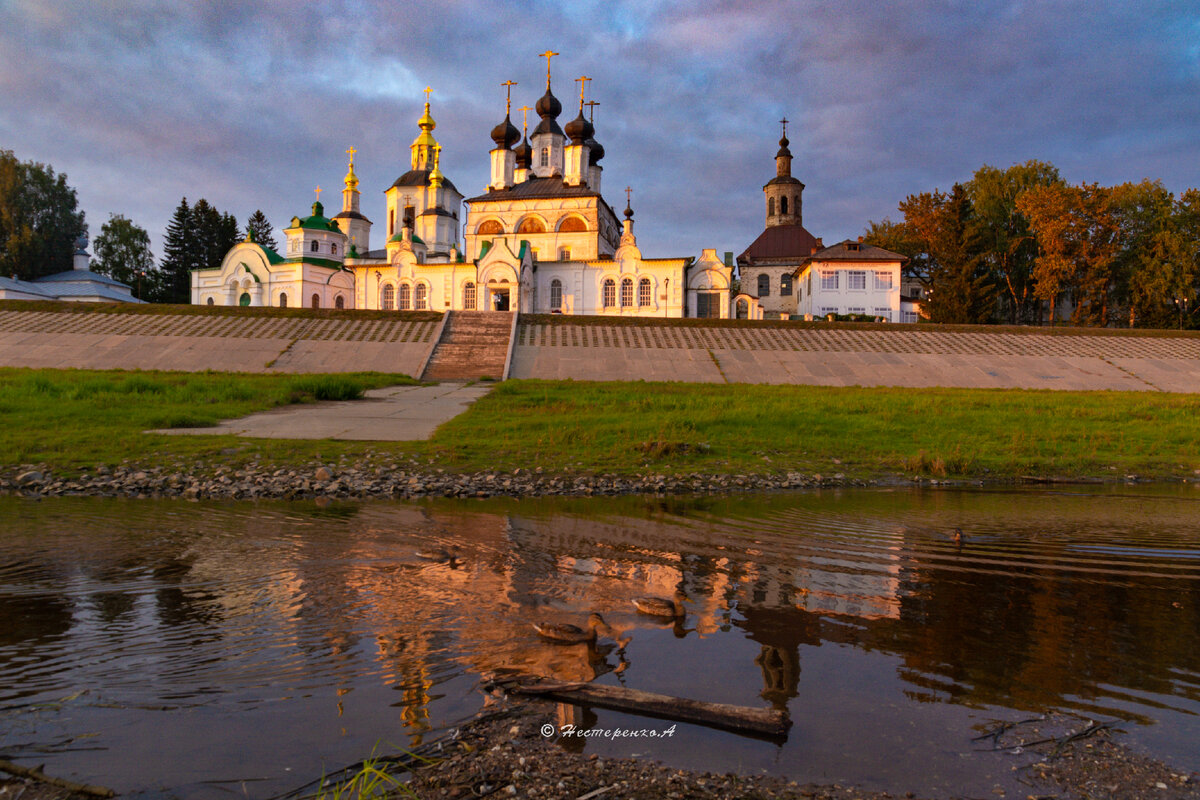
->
[1,487,1198,798]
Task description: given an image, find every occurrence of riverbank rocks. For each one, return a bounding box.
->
[0,461,1185,502]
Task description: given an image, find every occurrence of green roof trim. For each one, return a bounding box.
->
[479,240,492,258]
[260,245,285,264]
[285,256,345,269]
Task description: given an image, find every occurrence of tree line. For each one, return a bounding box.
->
[864,160,1200,329]
[1,150,277,303]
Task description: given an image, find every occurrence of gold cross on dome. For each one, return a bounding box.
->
[625,186,632,205]
[345,146,357,165]
[315,185,322,201]
[584,99,599,121]
[780,116,788,137]
[539,50,559,86]
[501,80,517,114]
[575,75,591,108]
[519,105,533,133]
[424,86,432,103]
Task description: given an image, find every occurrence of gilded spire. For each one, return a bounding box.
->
[411,87,439,170]
[539,50,559,89]
[429,143,444,188]
[519,105,532,135]
[343,146,359,190]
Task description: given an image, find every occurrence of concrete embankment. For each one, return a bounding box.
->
[2,304,1200,391]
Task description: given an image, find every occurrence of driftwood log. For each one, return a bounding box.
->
[0,759,117,797]
[508,679,791,737]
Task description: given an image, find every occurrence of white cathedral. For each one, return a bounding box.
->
[192,59,734,317]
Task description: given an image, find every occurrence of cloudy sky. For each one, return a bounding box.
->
[2,0,1198,260]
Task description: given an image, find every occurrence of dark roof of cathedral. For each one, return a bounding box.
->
[464,176,602,203]
[532,115,565,138]
[390,169,459,193]
[802,240,908,263]
[333,209,371,222]
[737,223,821,263]
[418,207,457,219]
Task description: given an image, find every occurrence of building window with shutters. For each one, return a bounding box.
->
[602,278,616,308]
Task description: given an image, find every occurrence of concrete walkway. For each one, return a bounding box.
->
[152,382,494,441]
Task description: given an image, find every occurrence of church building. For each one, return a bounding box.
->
[191,56,732,317]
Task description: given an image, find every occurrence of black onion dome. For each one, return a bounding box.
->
[491,115,520,149]
[586,136,604,165]
[565,110,593,145]
[514,136,533,169]
[535,85,562,119]
[776,134,792,159]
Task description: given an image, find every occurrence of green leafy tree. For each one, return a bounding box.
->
[92,214,158,299]
[0,150,87,280]
[1018,183,1120,326]
[966,160,1063,324]
[244,209,278,251]
[897,184,996,323]
[863,217,926,282]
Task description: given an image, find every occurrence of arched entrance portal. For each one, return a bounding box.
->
[480,263,519,312]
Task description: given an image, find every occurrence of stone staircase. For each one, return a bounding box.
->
[420,311,514,381]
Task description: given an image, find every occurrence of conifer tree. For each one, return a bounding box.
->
[245,209,278,251]
[158,197,196,304]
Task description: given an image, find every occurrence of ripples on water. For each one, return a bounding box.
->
[0,487,1197,798]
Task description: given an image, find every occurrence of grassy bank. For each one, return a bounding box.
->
[2,368,1198,482]
[0,368,415,468]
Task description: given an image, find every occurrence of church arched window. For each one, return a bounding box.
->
[477,219,504,235]
[517,217,546,234]
[780,196,788,215]
[768,197,775,216]
[331,242,337,255]
[620,277,634,308]
[381,284,395,310]
[310,240,319,253]
[207,297,214,306]
[780,274,793,296]
[550,279,563,310]
[311,293,320,309]
[638,278,651,307]
[602,278,616,308]
[463,282,476,310]
[335,295,344,309]
[414,283,427,310]
[540,148,549,167]
[279,292,288,307]
[399,283,412,310]
[757,274,770,296]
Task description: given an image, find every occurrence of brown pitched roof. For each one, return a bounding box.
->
[737,223,820,263]
[802,240,907,264]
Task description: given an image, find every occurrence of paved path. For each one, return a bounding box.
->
[152,382,493,441]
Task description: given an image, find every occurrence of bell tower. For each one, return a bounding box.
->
[763,117,804,228]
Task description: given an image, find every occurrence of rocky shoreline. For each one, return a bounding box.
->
[3,461,885,500]
[3,457,1182,501]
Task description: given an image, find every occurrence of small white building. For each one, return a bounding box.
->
[793,240,908,322]
[0,235,143,303]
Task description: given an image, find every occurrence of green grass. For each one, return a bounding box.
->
[0,368,416,469]
[1,370,1198,482]
[414,380,1200,479]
